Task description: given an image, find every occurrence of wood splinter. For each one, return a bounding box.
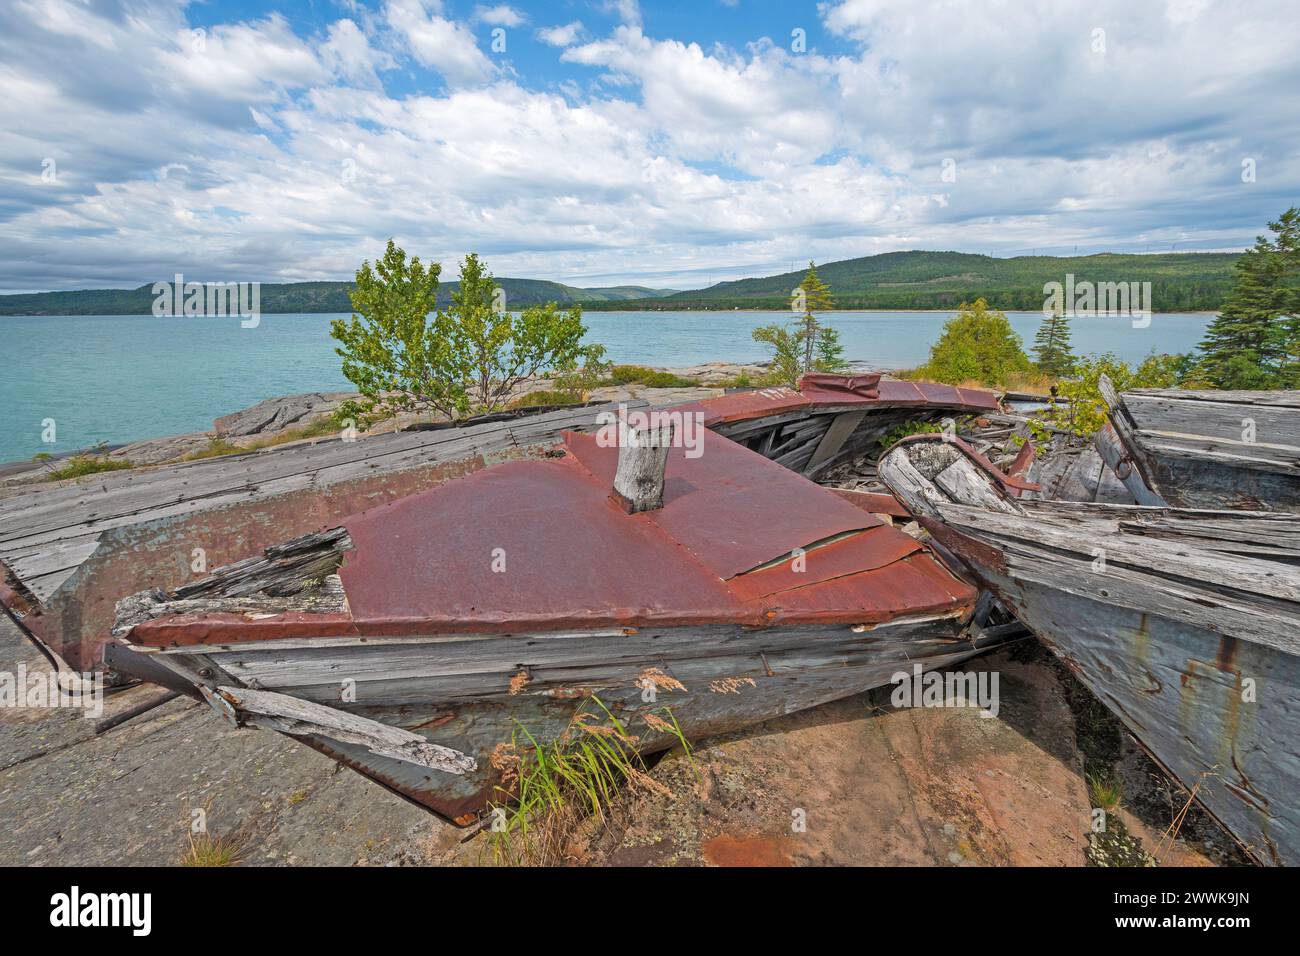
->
[611,420,676,513]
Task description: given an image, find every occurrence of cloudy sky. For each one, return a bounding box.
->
[1,0,1297,292]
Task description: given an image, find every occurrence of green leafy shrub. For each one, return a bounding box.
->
[751,323,805,388]
[548,345,613,398]
[914,298,1034,386]
[1032,352,1185,438]
[331,243,599,419]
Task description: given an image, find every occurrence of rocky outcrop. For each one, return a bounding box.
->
[109,432,215,465]
[661,362,768,385]
[214,392,357,437]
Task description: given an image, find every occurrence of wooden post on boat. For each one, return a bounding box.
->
[612,420,675,513]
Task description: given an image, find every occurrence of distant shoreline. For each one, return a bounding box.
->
[0,308,1220,318]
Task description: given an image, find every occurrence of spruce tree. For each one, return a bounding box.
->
[814,324,850,372]
[795,261,835,370]
[1198,207,1300,388]
[1032,305,1075,377]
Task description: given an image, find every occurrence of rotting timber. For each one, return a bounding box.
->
[879,431,1300,866]
[676,373,1001,480]
[1098,374,1300,511]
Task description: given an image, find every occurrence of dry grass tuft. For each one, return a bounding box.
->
[484,696,694,866]
[181,829,251,867]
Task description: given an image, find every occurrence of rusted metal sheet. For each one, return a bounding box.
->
[127,429,975,646]
[725,526,922,603]
[761,556,977,623]
[338,454,748,631]
[672,386,813,427]
[831,488,913,518]
[798,372,881,401]
[562,430,880,579]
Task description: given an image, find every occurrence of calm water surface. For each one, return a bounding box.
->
[0,309,1211,461]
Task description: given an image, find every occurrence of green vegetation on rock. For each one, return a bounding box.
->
[330,242,602,420]
[45,454,133,480]
[913,298,1034,387]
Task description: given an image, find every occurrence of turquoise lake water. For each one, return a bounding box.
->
[0,309,1212,462]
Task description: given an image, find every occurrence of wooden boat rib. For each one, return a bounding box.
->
[1098,375,1300,511]
[879,432,1300,865]
[104,418,1022,825]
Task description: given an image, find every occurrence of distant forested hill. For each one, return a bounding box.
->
[584,250,1241,312]
[0,279,679,315]
[0,250,1238,315]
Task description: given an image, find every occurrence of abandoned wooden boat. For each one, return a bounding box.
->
[0,375,1002,682]
[104,424,1018,825]
[1098,375,1300,511]
[879,433,1300,866]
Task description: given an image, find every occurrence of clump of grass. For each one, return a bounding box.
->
[603,365,698,388]
[184,437,244,461]
[181,829,250,867]
[508,388,584,409]
[717,371,754,388]
[185,410,378,462]
[1089,773,1122,812]
[31,451,52,463]
[46,455,133,480]
[486,696,694,866]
